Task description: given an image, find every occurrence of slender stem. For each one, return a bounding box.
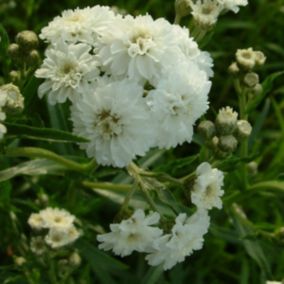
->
[234,79,249,189]
[174,14,181,25]
[127,163,158,211]
[82,180,131,192]
[180,172,196,184]
[5,147,96,172]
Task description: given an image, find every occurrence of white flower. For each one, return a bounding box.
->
[217,0,248,13]
[38,207,75,229]
[30,236,46,255]
[35,41,99,105]
[45,225,81,249]
[147,62,210,149]
[146,210,210,270]
[266,282,282,284]
[189,0,222,28]
[191,162,224,210]
[40,6,116,45]
[97,209,163,257]
[97,14,179,82]
[71,79,155,167]
[0,83,24,112]
[28,213,45,230]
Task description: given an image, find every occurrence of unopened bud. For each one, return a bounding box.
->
[0,123,7,140]
[215,106,238,135]
[0,83,24,113]
[244,72,259,88]
[197,120,215,139]
[9,70,21,83]
[14,256,26,266]
[211,136,219,149]
[16,30,39,51]
[236,120,252,139]
[27,49,40,65]
[218,135,238,152]
[247,161,258,175]
[254,51,266,66]
[8,43,20,59]
[252,83,263,96]
[69,252,81,267]
[236,48,255,70]
[228,62,240,74]
[175,0,191,19]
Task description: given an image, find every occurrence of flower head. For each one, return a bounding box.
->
[191,162,224,210]
[146,210,210,270]
[97,209,162,257]
[35,41,99,104]
[71,79,155,167]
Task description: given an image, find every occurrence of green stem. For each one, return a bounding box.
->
[127,163,158,211]
[234,79,249,189]
[5,147,96,172]
[82,180,131,192]
[174,14,181,25]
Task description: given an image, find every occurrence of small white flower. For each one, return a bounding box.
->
[71,79,155,167]
[30,236,46,255]
[0,83,24,112]
[35,41,99,105]
[191,162,224,210]
[40,6,116,45]
[147,62,210,149]
[189,0,223,28]
[97,209,163,257]
[97,14,178,82]
[235,47,256,69]
[39,207,75,229]
[45,225,81,249]
[28,213,45,230]
[217,0,248,13]
[146,210,210,270]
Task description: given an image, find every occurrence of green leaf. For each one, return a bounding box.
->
[231,205,271,276]
[0,24,9,53]
[23,76,40,111]
[246,71,284,113]
[5,122,89,143]
[249,180,284,192]
[0,159,65,182]
[76,240,128,284]
[142,266,163,284]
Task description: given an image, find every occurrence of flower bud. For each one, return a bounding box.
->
[252,83,263,96]
[8,43,20,59]
[236,120,252,139]
[247,161,258,175]
[9,70,21,83]
[197,120,216,139]
[27,49,40,66]
[69,251,81,267]
[0,83,24,113]
[243,72,259,88]
[175,0,191,19]
[14,256,26,266]
[218,135,238,152]
[0,123,7,140]
[254,51,266,66]
[215,106,238,135]
[228,62,240,74]
[16,30,39,51]
[236,48,255,70]
[211,136,219,149]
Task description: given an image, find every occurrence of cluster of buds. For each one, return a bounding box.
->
[229,47,266,97]
[8,30,40,83]
[198,106,252,157]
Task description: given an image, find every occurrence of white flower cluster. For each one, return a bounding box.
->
[97,162,224,270]
[36,5,213,168]
[189,0,248,28]
[28,207,81,249]
[97,209,210,270]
